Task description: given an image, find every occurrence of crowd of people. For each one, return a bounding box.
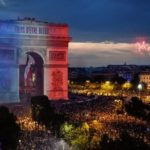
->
[16,116,70,149]
[59,94,150,145]
[1,92,149,149]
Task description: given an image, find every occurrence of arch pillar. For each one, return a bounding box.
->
[43,25,71,100]
[0,48,20,103]
[44,64,68,100]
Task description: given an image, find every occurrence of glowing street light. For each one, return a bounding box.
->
[106,81,110,84]
[86,80,90,84]
[137,83,142,90]
[137,83,142,99]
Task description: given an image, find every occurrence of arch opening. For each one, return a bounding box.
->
[19,52,44,100]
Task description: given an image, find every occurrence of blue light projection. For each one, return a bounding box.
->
[0,20,20,102]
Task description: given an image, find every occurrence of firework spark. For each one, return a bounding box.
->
[135,41,150,55]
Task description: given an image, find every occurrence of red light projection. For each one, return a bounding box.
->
[45,24,70,100]
[49,51,66,61]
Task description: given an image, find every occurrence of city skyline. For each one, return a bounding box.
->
[1,0,150,66]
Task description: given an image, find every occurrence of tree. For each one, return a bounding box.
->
[122,81,132,90]
[51,113,67,137]
[0,106,21,150]
[99,134,113,150]
[30,95,54,126]
[125,97,150,120]
[131,73,139,90]
[113,74,126,85]
[99,132,150,150]
[101,81,115,93]
[31,96,67,137]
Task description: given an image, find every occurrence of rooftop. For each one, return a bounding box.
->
[0,17,68,27]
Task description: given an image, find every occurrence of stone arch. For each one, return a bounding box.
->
[19,49,46,65]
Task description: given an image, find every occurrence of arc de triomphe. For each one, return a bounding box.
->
[0,18,71,102]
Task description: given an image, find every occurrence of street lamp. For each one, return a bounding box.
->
[86,80,90,84]
[137,83,142,99]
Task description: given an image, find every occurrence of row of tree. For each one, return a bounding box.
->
[70,73,140,89]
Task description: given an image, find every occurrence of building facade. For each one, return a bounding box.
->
[139,72,150,90]
[0,18,71,102]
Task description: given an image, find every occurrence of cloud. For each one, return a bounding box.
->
[69,42,134,54]
[69,41,150,67]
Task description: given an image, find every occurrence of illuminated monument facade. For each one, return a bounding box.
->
[0,18,71,102]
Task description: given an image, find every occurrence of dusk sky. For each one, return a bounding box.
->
[1,0,150,67]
